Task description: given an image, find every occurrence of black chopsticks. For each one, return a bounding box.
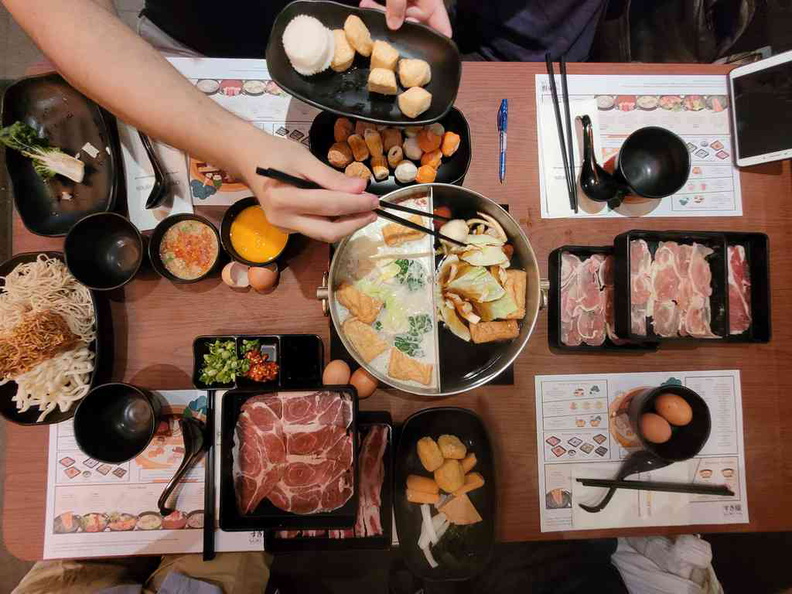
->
[545,54,578,213]
[576,478,735,497]
[255,167,464,246]
[203,390,216,561]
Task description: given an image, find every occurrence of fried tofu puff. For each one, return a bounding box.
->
[343,317,388,362]
[388,347,433,385]
[382,215,424,246]
[344,15,373,57]
[336,282,383,324]
[331,29,354,72]
[469,320,520,344]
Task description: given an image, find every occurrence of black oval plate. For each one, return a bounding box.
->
[266,0,462,125]
[308,107,471,195]
[0,252,108,425]
[394,407,496,581]
[1,74,121,236]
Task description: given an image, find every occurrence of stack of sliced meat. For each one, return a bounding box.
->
[234,391,354,515]
[274,424,389,541]
[630,239,717,338]
[560,252,620,346]
[727,245,752,334]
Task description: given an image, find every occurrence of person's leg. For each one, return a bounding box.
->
[13,557,159,594]
[144,552,272,594]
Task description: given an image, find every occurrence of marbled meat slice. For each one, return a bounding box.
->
[652,301,681,337]
[234,397,287,514]
[728,245,752,334]
[559,253,613,346]
[354,425,388,538]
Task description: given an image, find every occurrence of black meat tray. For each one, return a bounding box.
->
[723,232,771,343]
[219,386,359,531]
[264,411,394,551]
[548,246,657,352]
[192,334,323,391]
[614,230,729,342]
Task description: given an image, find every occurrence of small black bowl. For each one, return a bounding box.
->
[220,197,290,267]
[64,212,143,290]
[618,127,691,199]
[628,385,711,461]
[149,214,222,283]
[73,383,161,463]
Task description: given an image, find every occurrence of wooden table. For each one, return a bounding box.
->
[5,62,792,561]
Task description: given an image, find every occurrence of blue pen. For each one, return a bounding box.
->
[497,99,508,183]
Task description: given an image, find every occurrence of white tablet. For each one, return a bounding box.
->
[729,49,792,167]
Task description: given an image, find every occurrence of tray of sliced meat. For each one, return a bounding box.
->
[265,412,394,550]
[614,231,729,342]
[219,387,359,531]
[548,246,657,352]
[723,232,771,343]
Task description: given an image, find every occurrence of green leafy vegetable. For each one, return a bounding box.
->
[408,313,433,335]
[241,339,260,354]
[446,266,505,303]
[0,121,85,183]
[394,314,434,358]
[394,259,425,291]
[374,321,383,331]
[199,339,249,384]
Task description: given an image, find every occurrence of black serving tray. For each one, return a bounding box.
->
[394,407,496,582]
[723,232,771,343]
[192,334,323,391]
[614,230,729,342]
[264,411,394,551]
[1,74,121,236]
[308,107,471,195]
[0,251,112,425]
[548,246,657,352]
[219,386,359,531]
[265,1,461,125]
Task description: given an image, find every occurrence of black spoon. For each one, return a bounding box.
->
[139,131,168,209]
[578,115,623,207]
[158,417,206,516]
[578,450,671,513]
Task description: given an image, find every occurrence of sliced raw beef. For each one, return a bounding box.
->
[233,390,354,515]
[234,397,287,514]
[354,425,388,538]
[728,245,751,334]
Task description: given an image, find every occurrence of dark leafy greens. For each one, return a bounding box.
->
[394,314,433,358]
[0,121,85,182]
[395,259,425,291]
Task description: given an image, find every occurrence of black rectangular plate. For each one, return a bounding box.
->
[614,230,729,342]
[548,245,657,352]
[1,74,120,236]
[0,251,112,425]
[308,107,471,195]
[265,1,461,125]
[219,386,359,531]
[394,407,496,582]
[723,232,771,343]
[264,411,394,551]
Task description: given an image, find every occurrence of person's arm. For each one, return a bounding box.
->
[359,0,451,37]
[2,0,377,241]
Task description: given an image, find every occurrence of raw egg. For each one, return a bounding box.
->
[221,261,250,289]
[640,413,672,444]
[350,367,378,399]
[248,264,279,293]
[323,360,351,385]
[654,393,693,426]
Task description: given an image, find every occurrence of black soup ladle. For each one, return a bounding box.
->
[158,417,206,516]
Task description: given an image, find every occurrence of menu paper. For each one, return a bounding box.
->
[43,390,263,558]
[534,370,749,533]
[535,74,743,219]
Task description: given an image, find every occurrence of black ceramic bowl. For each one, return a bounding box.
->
[394,407,496,581]
[266,0,462,125]
[149,214,222,283]
[618,127,691,198]
[73,383,160,463]
[64,212,143,290]
[308,107,471,195]
[628,385,711,461]
[220,197,290,267]
[1,73,120,237]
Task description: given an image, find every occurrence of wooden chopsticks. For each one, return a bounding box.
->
[545,54,578,214]
[255,167,464,246]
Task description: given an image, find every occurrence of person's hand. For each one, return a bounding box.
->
[236,132,378,243]
[359,0,452,37]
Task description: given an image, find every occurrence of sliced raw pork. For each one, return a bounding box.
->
[727,245,752,334]
[560,252,615,346]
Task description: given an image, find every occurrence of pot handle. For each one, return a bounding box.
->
[539,279,550,310]
[316,271,329,316]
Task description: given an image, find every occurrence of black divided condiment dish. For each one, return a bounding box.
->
[394,407,496,582]
[308,107,471,195]
[1,73,120,236]
[266,0,462,125]
[613,230,729,342]
[0,251,109,425]
[264,411,394,551]
[219,386,359,531]
[548,246,657,352]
